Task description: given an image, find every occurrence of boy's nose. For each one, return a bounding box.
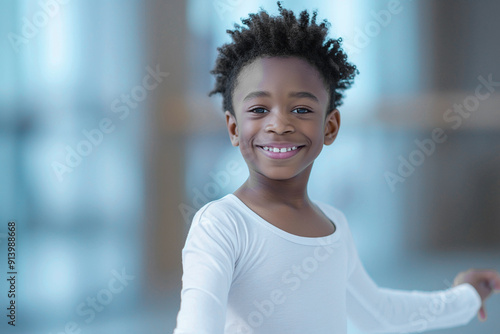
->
[264,111,295,134]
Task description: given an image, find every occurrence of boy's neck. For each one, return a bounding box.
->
[234,166,313,210]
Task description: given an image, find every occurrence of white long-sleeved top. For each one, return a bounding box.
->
[173,194,481,334]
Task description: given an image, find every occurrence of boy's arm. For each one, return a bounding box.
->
[343,224,482,333]
[173,214,237,334]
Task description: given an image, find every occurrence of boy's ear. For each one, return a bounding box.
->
[225,110,239,147]
[324,109,340,145]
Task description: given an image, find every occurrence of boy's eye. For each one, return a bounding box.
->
[249,108,312,114]
[250,107,268,113]
[292,108,312,114]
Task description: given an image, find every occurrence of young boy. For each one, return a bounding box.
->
[173,2,499,333]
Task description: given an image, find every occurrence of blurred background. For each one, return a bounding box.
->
[1,0,499,333]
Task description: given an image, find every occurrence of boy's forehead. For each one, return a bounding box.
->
[233,56,329,105]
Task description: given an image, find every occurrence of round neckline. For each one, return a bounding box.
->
[226,193,342,245]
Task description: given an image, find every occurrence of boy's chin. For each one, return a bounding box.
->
[256,169,303,181]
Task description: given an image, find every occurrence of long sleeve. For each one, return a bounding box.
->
[173,212,237,334]
[344,225,482,333]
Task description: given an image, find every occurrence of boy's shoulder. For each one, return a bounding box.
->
[311,198,348,223]
[190,193,241,226]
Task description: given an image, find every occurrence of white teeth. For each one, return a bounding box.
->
[262,146,300,152]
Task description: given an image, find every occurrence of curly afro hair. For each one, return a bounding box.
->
[208,1,358,117]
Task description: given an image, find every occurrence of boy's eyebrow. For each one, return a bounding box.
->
[243,91,319,103]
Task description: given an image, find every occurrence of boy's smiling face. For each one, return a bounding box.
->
[225,56,340,181]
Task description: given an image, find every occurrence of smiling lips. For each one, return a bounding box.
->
[257,144,305,159]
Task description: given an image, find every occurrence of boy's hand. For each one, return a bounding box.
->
[453,269,500,322]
